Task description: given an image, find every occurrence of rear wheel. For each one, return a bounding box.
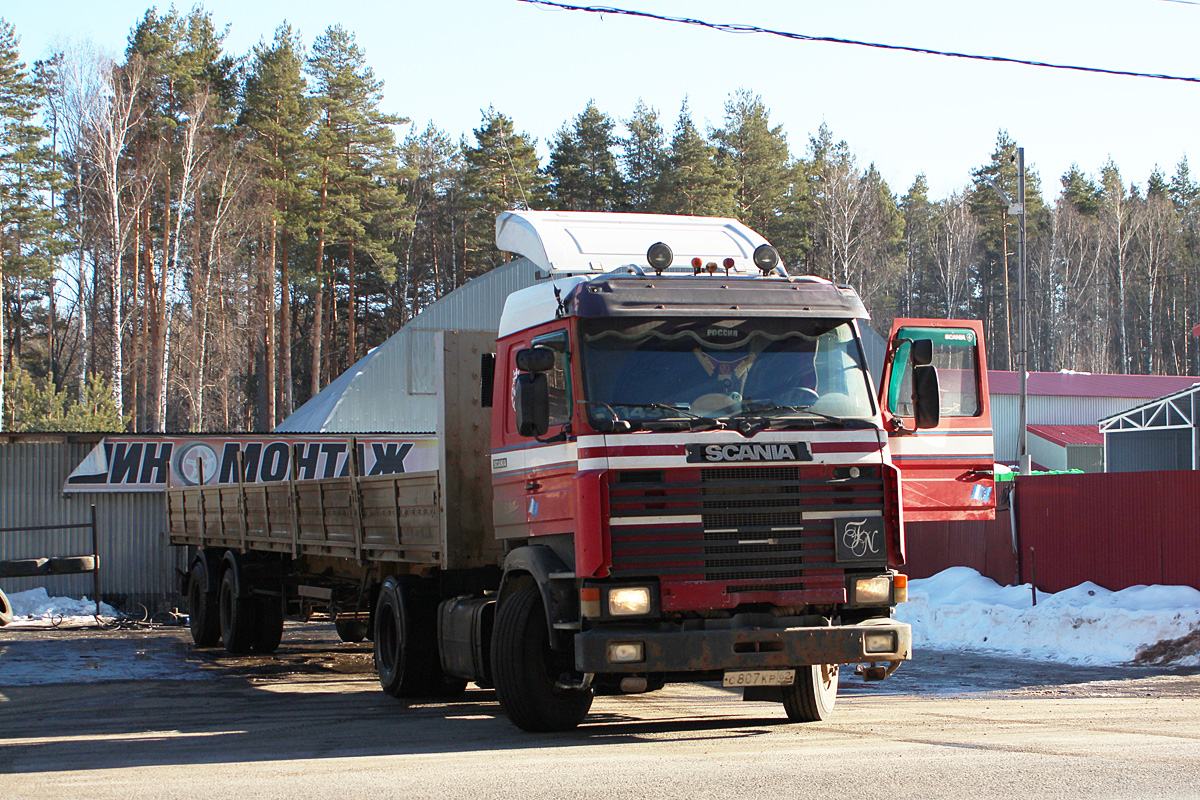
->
[187,560,221,648]
[0,588,12,627]
[374,576,442,697]
[782,664,839,722]
[252,594,285,654]
[219,568,255,655]
[491,585,592,732]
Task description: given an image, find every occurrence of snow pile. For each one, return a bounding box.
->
[896,567,1200,666]
[3,587,118,625]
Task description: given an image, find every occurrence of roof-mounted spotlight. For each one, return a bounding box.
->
[646,242,673,276]
[753,244,780,274]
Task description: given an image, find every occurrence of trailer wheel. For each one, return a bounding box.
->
[186,560,221,647]
[252,595,285,654]
[492,585,592,732]
[0,588,12,627]
[781,664,839,722]
[374,576,441,697]
[219,568,255,655]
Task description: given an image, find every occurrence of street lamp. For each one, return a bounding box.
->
[983,148,1030,476]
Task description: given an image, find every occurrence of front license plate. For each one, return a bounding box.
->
[722,669,796,688]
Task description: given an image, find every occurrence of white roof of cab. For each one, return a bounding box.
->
[495,210,771,274]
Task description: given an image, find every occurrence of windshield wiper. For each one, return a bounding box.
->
[726,401,871,431]
[582,401,725,432]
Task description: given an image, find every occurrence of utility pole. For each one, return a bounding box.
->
[983,150,1030,475]
[1016,147,1030,476]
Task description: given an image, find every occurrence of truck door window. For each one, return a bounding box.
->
[531,330,571,428]
[888,326,980,417]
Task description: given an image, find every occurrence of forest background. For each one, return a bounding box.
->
[1,7,1197,433]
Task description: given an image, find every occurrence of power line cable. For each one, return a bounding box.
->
[520,0,1200,84]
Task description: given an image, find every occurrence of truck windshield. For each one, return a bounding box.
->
[579,317,877,430]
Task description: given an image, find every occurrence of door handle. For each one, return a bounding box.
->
[525,482,541,491]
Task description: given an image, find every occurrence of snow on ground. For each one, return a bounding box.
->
[897,567,1200,666]
[5,573,1200,673]
[3,586,118,627]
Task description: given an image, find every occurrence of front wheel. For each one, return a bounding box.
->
[782,664,839,722]
[491,585,592,732]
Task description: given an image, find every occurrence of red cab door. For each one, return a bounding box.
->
[879,319,995,521]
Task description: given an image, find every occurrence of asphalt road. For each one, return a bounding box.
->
[3,622,1200,799]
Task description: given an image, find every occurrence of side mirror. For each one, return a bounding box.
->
[514,373,549,437]
[912,364,941,429]
[515,347,556,373]
[911,337,934,367]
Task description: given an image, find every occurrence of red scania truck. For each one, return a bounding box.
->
[169,210,995,731]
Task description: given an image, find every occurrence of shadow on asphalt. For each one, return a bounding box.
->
[2,623,1199,774]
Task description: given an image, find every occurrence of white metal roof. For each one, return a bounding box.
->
[495,210,771,275]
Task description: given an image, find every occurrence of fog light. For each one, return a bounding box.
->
[864,631,896,654]
[854,576,892,605]
[607,642,645,663]
[608,587,651,617]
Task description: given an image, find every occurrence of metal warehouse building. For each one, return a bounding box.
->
[988,371,1197,466]
[1100,382,1200,471]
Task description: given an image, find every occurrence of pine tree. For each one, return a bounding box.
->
[548,99,623,211]
[306,24,408,392]
[620,99,667,212]
[712,89,792,243]
[900,175,938,317]
[460,107,546,277]
[659,100,735,218]
[968,132,1048,371]
[243,24,315,425]
[397,123,462,324]
[0,18,61,431]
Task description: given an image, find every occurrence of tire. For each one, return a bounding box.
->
[219,567,255,655]
[187,560,221,648]
[0,588,12,627]
[335,617,369,643]
[491,585,592,732]
[48,555,97,574]
[252,595,285,654]
[782,664,839,722]
[373,576,441,697]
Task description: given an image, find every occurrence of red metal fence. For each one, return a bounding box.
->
[903,471,1200,592]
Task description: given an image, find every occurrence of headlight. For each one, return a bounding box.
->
[608,587,652,617]
[853,576,893,605]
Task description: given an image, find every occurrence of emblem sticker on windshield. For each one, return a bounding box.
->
[686,442,813,463]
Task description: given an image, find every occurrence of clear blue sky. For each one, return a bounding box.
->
[6,0,1198,199]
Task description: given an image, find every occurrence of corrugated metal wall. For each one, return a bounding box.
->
[992,395,1148,464]
[1106,430,1193,472]
[0,440,181,610]
[906,472,1200,593]
[903,511,1016,585]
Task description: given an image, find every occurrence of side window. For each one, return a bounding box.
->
[532,330,571,427]
[887,327,981,418]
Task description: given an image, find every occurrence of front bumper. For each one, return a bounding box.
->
[575,615,911,674]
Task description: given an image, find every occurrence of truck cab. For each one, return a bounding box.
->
[480,211,994,731]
